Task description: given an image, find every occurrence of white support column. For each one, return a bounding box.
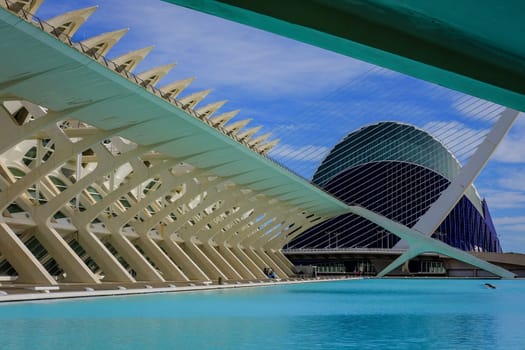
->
[254,248,289,278]
[270,250,295,273]
[209,197,270,280]
[109,232,165,282]
[179,186,241,242]
[181,238,227,281]
[76,159,178,228]
[188,189,260,280]
[34,142,161,220]
[211,194,269,244]
[162,177,221,238]
[0,129,119,213]
[131,170,203,234]
[124,174,230,281]
[259,210,322,278]
[413,108,521,239]
[262,217,305,277]
[37,173,135,283]
[136,234,189,282]
[238,207,293,278]
[31,224,100,283]
[76,226,135,283]
[213,205,257,243]
[0,223,57,285]
[229,245,267,279]
[69,160,178,283]
[230,203,280,246]
[258,220,300,278]
[109,167,200,231]
[198,242,243,280]
[159,236,210,281]
[349,205,515,278]
[217,243,257,279]
[0,102,94,155]
[25,142,162,284]
[381,109,520,277]
[243,246,271,277]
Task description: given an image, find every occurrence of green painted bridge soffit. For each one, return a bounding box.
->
[164,0,525,111]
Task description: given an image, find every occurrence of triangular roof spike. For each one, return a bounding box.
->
[178,89,212,109]
[80,28,129,57]
[248,132,272,147]
[158,77,195,99]
[225,118,252,133]
[209,110,240,127]
[46,6,98,37]
[196,100,227,119]
[1,0,44,13]
[136,63,176,87]
[112,46,154,73]
[28,0,43,12]
[237,126,262,141]
[257,139,280,154]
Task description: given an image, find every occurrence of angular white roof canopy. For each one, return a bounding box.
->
[46,6,98,37]
[79,28,129,57]
[112,46,154,73]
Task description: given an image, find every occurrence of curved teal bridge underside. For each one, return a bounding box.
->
[164,0,525,112]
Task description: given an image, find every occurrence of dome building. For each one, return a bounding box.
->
[288,122,502,253]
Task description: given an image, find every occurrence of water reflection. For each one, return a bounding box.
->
[0,279,524,350]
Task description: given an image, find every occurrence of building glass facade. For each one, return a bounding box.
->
[289,122,502,253]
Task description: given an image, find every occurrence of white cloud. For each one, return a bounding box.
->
[422,121,485,160]
[498,234,525,253]
[452,96,504,121]
[36,0,377,152]
[47,0,373,98]
[482,190,525,209]
[493,216,525,226]
[497,170,525,191]
[270,144,330,162]
[501,224,525,232]
[421,112,525,165]
[271,123,318,134]
[493,134,525,163]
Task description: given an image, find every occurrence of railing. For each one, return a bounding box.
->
[0,0,345,206]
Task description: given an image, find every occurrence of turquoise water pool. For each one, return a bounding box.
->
[1,279,524,349]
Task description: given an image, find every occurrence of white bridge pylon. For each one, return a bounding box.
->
[377,108,521,278]
[348,205,516,279]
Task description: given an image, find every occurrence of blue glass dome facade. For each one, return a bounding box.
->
[288,122,502,252]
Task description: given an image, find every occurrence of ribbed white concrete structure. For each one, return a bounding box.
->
[0,0,350,286]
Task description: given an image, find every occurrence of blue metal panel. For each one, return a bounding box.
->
[290,161,502,252]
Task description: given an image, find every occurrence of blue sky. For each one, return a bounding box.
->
[35,0,525,252]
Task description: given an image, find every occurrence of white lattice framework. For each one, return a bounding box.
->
[0,0,349,286]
